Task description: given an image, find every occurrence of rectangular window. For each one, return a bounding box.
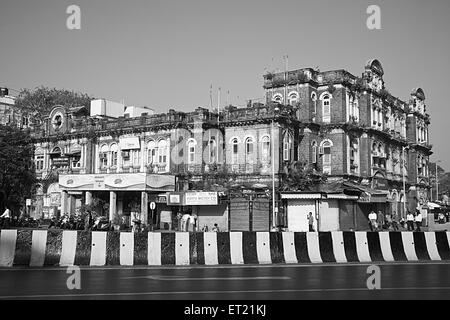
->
[189,147,195,164]
[99,152,108,168]
[122,151,130,167]
[312,146,317,164]
[323,147,331,165]
[35,156,44,171]
[111,152,118,167]
[133,150,140,166]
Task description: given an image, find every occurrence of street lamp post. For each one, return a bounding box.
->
[271,106,280,230]
[435,160,442,202]
[402,146,408,218]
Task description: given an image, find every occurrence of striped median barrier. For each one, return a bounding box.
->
[1,230,450,267]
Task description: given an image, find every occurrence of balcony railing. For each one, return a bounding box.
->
[146,163,169,174]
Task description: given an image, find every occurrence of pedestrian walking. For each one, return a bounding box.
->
[212,223,220,232]
[308,212,315,232]
[377,210,385,231]
[391,212,399,231]
[415,210,423,232]
[406,211,415,231]
[0,206,11,229]
[84,210,92,231]
[368,211,377,231]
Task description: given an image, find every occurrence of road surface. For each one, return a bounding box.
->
[0,262,450,300]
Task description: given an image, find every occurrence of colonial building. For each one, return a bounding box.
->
[264,59,432,230]
[28,59,432,232]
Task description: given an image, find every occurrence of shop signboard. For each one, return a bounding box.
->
[52,157,70,168]
[184,192,218,206]
[167,192,183,206]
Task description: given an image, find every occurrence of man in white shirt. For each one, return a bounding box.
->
[406,212,415,231]
[368,211,377,231]
[1,207,11,228]
[1,207,11,218]
[415,211,423,232]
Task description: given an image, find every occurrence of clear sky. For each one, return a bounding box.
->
[1,0,449,169]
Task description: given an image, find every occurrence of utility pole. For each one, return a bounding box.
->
[436,160,442,202]
[402,146,408,218]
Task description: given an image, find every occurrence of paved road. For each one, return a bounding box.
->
[0,262,450,300]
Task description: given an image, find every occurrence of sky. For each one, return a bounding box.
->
[1,0,450,169]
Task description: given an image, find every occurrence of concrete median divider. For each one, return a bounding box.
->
[1,229,450,267]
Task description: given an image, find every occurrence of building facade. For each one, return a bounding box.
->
[28,59,432,231]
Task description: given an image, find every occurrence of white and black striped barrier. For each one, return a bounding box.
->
[1,230,450,267]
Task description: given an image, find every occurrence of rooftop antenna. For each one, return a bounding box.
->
[217,87,221,124]
[209,85,213,112]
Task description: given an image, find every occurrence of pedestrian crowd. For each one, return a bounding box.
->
[368,209,422,232]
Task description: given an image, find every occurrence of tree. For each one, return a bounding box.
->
[15,86,94,122]
[0,125,37,213]
[281,161,327,191]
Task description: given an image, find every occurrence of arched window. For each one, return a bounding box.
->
[322,141,332,165]
[99,145,109,168]
[110,144,118,167]
[158,140,168,164]
[245,137,254,164]
[147,140,156,164]
[261,136,271,164]
[35,148,45,171]
[372,142,378,155]
[231,138,239,164]
[51,147,62,156]
[209,138,216,164]
[283,133,293,161]
[272,94,283,103]
[311,92,318,114]
[350,138,359,173]
[311,141,318,164]
[288,92,299,105]
[321,94,331,123]
[187,139,196,164]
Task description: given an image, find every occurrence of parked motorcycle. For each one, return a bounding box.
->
[92,216,111,231]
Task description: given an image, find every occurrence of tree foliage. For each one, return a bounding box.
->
[0,125,37,212]
[281,161,327,191]
[15,86,94,121]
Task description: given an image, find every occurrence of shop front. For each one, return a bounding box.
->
[58,173,175,226]
[166,191,227,232]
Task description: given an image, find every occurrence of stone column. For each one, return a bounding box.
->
[61,191,69,215]
[140,136,146,173]
[85,191,93,205]
[109,191,117,222]
[141,192,148,225]
[68,194,75,215]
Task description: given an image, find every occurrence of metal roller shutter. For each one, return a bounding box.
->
[252,198,270,231]
[230,198,249,231]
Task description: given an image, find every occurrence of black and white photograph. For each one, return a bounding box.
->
[1,0,450,307]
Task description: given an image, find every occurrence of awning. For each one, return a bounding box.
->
[326,194,359,200]
[343,181,389,203]
[281,193,322,200]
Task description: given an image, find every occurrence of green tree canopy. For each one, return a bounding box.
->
[281,161,327,191]
[0,124,37,213]
[16,86,94,121]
